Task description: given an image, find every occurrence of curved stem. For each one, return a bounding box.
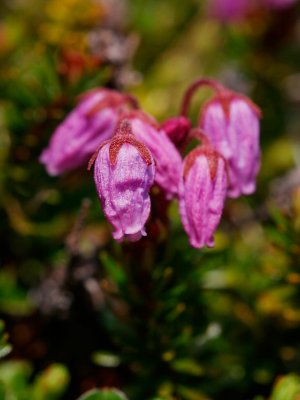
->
[180,78,225,117]
[87,141,109,170]
[124,94,140,109]
[189,128,212,147]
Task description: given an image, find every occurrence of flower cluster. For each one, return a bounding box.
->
[40,78,261,248]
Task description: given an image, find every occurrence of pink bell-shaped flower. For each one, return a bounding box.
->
[199,90,261,198]
[123,110,183,199]
[179,145,227,249]
[40,88,137,176]
[93,120,155,242]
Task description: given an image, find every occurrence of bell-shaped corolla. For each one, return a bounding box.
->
[40,89,137,175]
[124,111,183,199]
[179,146,227,249]
[93,120,155,242]
[199,92,261,198]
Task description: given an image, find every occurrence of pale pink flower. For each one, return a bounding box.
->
[93,120,155,242]
[179,146,227,249]
[40,89,136,175]
[200,93,261,198]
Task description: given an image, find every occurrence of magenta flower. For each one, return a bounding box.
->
[124,111,183,199]
[199,92,261,198]
[40,89,136,176]
[179,146,227,249]
[93,120,155,242]
[208,0,250,21]
[161,116,191,147]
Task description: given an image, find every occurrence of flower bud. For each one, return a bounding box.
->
[199,91,261,198]
[40,89,136,176]
[93,120,155,242]
[161,116,191,147]
[123,111,183,199]
[179,146,227,249]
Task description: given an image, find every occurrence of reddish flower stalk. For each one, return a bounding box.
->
[180,78,225,117]
[188,128,212,147]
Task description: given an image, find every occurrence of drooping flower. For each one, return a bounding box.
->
[161,116,191,147]
[123,110,183,199]
[179,146,227,249]
[93,120,155,242]
[40,88,137,176]
[199,90,261,198]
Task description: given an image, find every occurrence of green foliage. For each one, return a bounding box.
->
[32,364,70,400]
[270,375,300,400]
[0,321,12,359]
[0,362,69,400]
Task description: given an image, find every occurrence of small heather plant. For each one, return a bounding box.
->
[40,77,261,249]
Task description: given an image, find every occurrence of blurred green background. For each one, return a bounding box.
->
[1,0,300,399]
